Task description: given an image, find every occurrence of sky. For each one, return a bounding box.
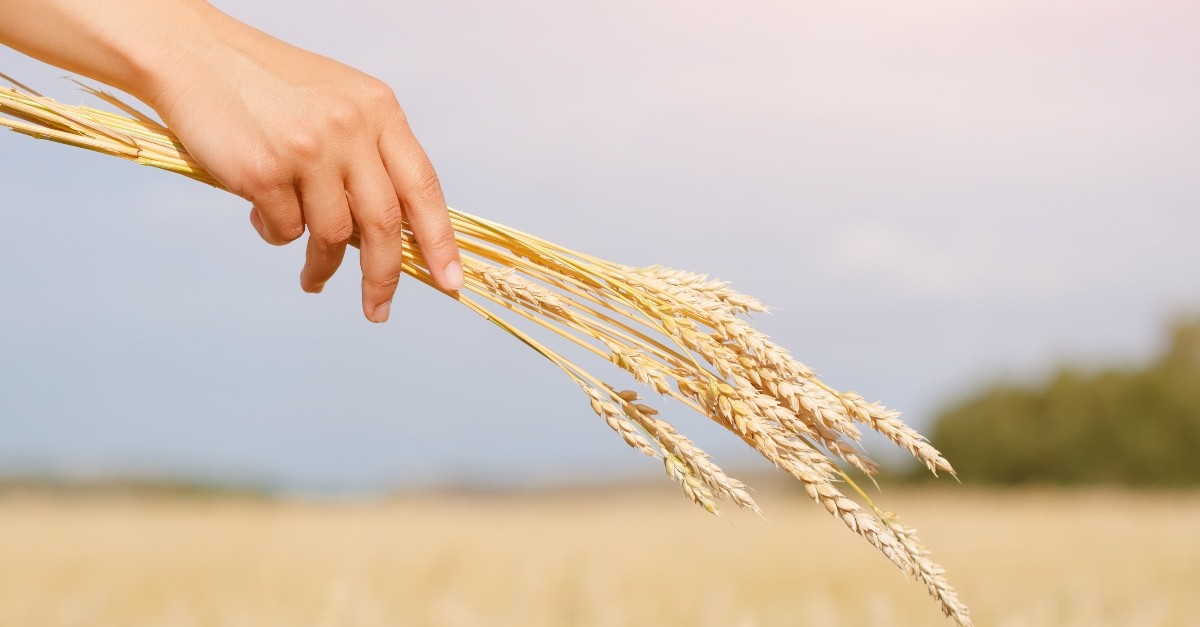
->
[1,0,1197,492]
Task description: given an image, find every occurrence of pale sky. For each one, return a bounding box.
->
[1,0,1197,492]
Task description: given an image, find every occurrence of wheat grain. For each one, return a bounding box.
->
[1,80,971,625]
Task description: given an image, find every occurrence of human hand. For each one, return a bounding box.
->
[142,11,463,322]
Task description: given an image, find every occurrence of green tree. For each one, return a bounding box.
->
[926,318,1200,485]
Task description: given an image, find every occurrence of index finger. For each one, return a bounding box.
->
[381,126,463,292]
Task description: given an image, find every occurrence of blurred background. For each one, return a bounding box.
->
[1,1,1197,625]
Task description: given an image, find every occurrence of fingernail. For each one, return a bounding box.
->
[372,300,392,323]
[310,283,325,294]
[443,259,464,291]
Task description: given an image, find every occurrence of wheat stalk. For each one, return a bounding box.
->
[0,78,971,626]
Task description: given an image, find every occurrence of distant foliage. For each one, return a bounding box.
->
[928,319,1200,485]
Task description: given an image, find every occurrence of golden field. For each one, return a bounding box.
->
[0,487,1197,627]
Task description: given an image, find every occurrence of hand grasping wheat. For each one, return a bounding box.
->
[0,77,972,626]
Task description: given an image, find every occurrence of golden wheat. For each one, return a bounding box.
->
[0,77,969,625]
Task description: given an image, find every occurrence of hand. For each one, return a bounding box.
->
[145,14,463,322]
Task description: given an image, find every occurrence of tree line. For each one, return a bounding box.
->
[923,318,1200,485]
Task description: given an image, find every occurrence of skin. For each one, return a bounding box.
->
[0,0,464,322]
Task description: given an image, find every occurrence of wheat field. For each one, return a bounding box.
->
[0,487,1197,627]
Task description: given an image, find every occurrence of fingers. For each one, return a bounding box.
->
[248,182,305,246]
[237,100,461,323]
[249,205,267,240]
[297,171,353,294]
[347,158,406,323]
[381,127,463,292]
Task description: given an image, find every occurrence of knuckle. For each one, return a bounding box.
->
[362,79,397,107]
[367,201,405,236]
[324,100,362,133]
[242,154,288,197]
[315,219,355,247]
[367,270,401,292]
[282,131,320,160]
[276,221,306,244]
[421,227,458,257]
[364,80,408,128]
[409,166,444,203]
[387,108,410,133]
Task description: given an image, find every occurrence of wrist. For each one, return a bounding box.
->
[113,2,235,112]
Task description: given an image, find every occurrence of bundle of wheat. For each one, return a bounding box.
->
[0,77,971,626]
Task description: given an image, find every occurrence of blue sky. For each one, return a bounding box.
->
[1,0,1197,491]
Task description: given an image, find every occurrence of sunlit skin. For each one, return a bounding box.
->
[0,0,464,322]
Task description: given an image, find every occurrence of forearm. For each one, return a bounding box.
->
[0,0,229,105]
